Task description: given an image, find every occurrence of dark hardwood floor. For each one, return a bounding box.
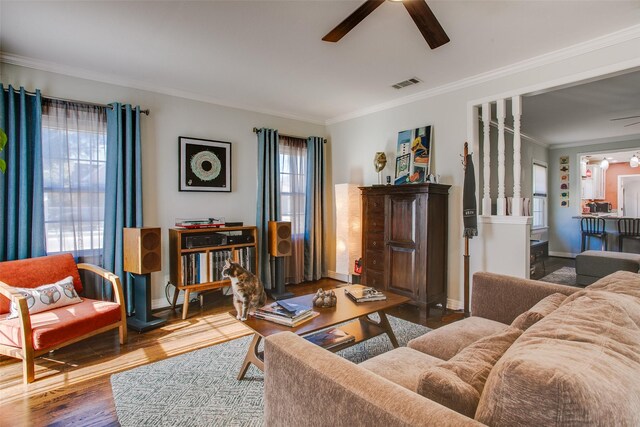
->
[0,278,458,426]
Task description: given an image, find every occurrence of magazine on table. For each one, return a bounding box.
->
[345,287,387,303]
[304,328,355,349]
[253,310,319,327]
[255,301,312,320]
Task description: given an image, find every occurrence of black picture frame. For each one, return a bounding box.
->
[179,136,231,192]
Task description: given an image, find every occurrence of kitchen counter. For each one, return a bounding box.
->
[572,214,621,219]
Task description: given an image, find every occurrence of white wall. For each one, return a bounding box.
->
[327,36,640,306]
[1,63,326,308]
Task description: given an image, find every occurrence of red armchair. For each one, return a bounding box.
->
[0,253,127,383]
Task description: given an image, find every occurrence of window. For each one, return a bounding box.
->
[279,137,307,235]
[41,100,107,257]
[532,161,548,229]
[279,136,307,284]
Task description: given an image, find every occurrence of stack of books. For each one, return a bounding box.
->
[254,301,318,327]
[304,328,355,349]
[345,287,387,303]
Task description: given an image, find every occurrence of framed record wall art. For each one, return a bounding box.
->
[179,137,231,192]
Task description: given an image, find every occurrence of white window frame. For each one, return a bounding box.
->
[532,160,548,230]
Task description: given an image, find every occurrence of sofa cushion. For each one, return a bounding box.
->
[417,367,478,418]
[586,270,640,298]
[408,316,508,360]
[417,326,522,418]
[0,298,122,351]
[510,292,566,331]
[0,254,83,314]
[7,276,82,319]
[358,346,442,392]
[476,286,640,426]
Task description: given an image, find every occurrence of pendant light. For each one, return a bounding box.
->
[630,154,639,168]
[600,159,609,170]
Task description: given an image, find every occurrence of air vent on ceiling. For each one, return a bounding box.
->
[392,77,422,90]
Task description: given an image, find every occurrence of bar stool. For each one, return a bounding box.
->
[617,218,640,252]
[581,217,607,252]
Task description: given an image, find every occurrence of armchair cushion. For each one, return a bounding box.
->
[0,253,83,314]
[0,298,121,351]
[7,276,82,319]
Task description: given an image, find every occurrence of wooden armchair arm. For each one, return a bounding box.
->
[77,263,127,309]
[0,280,27,301]
[0,280,34,366]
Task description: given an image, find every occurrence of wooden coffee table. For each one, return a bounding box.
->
[231,285,410,380]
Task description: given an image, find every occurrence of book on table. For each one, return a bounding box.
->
[255,301,313,320]
[304,328,355,349]
[253,310,319,327]
[345,287,387,303]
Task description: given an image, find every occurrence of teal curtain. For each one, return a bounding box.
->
[0,85,46,261]
[104,103,142,313]
[256,128,280,289]
[304,136,326,281]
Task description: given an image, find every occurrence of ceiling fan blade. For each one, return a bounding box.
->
[403,0,449,49]
[624,121,640,127]
[611,115,640,121]
[322,0,385,42]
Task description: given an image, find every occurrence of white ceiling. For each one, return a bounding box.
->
[1,1,640,123]
[522,69,640,146]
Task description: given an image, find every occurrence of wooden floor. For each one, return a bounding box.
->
[0,279,458,427]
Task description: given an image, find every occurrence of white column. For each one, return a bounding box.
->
[512,95,523,216]
[496,99,506,216]
[481,103,492,216]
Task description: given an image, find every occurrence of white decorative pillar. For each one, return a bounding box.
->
[496,99,506,216]
[482,103,492,216]
[512,96,523,216]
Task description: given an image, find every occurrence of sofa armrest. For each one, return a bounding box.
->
[77,263,125,305]
[77,263,127,340]
[264,332,481,427]
[0,280,34,363]
[471,272,579,324]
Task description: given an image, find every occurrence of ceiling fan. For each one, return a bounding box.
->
[322,0,449,50]
[611,115,640,127]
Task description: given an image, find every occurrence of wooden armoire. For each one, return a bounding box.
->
[359,183,450,312]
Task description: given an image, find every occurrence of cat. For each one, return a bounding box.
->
[222,259,267,321]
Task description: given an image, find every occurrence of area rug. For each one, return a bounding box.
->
[540,266,577,286]
[111,315,429,426]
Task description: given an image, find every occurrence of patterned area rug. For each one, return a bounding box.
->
[539,266,577,286]
[111,315,430,426]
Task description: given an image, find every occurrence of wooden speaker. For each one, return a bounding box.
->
[123,227,162,274]
[268,221,292,257]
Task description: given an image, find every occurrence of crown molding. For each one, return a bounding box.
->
[0,52,326,126]
[326,23,640,125]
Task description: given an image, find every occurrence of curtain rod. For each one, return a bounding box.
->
[2,87,150,115]
[252,127,326,143]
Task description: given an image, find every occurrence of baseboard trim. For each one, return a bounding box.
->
[549,251,576,259]
[327,270,349,283]
[447,298,463,311]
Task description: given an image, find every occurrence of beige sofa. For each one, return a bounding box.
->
[263,271,640,426]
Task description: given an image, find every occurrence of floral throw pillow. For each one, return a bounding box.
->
[7,276,82,319]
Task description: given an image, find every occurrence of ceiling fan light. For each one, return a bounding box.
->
[630,155,639,168]
[600,159,609,170]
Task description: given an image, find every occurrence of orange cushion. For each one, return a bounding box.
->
[0,298,121,351]
[0,254,83,314]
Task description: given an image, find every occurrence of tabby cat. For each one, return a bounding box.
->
[222,259,267,321]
